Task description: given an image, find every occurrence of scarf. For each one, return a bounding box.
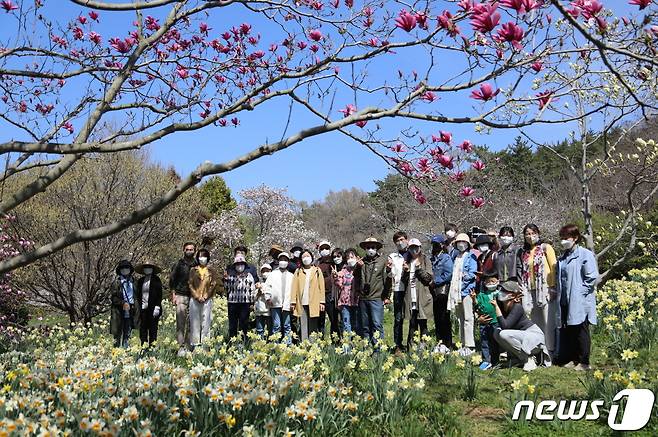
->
[521,244,548,307]
[448,253,465,311]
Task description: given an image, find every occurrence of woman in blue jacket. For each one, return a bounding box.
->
[448,233,478,357]
[556,224,599,371]
[431,234,454,352]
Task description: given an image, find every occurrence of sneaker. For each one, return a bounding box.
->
[458,347,475,357]
[562,361,577,369]
[433,344,451,354]
[543,360,552,368]
[574,363,591,371]
[523,357,537,372]
[479,361,492,371]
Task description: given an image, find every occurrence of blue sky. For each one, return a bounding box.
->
[0,1,642,203]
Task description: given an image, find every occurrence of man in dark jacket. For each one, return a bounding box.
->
[169,242,196,355]
[356,237,391,347]
[316,240,340,341]
[135,261,164,346]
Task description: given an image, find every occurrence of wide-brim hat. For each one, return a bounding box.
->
[475,234,494,246]
[135,261,162,275]
[115,259,134,275]
[453,233,471,246]
[359,237,383,250]
[268,244,285,257]
[318,240,331,249]
[291,241,304,251]
[500,280,520,294]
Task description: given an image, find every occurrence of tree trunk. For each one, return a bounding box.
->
[581,180,596,254]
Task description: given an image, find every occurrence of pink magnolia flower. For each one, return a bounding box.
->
[330,0,339,8]
[470,83,499,101]
[472,160,486,171]
[570,0,603,19]
[355,120,368,128]
[460,186,475,197]
[218,119,227,127]
[309,29,323,41]
[531,60,543,72]
[89,11,99,21]
[421,91,438,102]
[495,22,524,50]
[499,0,542,14]
[339,104,357,117]
[458,0,475,12]
[345,0,353,7]
[439,130,452,144]
[73,27,83,40]
[437,154,454,169]
[145,16,160,31]
[231,117,240,126]
[410,186,427,204]
[595,16,607,32]
[470,3,501,33]
[297,41,307,50]
[176,66,189,79]
[438,10,461,37]
[395,159,414,175]
[460,140,474,152]
[391,143,407,153]
[629,0,651,10]
[450,171,465,182]
[62,121,74,134]
[471,197,485,208]
[536,90,555,109]
[417,158,432,173]
[109,37,134,54]
[77,16,87,25]
[1,1,18,12]
[416,12,429,30]
[200,22,211,35]
[240,23,252,35]
[395,9,417,32]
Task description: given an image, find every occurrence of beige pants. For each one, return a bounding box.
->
[174,295,190,348]
[455,295,475,348]
[525,289,557,355]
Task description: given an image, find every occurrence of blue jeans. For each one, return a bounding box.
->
[480,324,500,365]
[271,308,292,344]
[255,315,269,338]
[360,299,384,346]
[341,306,360,334]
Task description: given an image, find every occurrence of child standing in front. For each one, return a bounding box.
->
[473,270,501,370]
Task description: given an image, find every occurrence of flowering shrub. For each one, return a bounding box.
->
[596,268,658,356]
[0,298,426,436]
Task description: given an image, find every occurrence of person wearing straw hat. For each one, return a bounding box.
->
[110,259,138,348]
[448,233,478,357]
[356,236,391,347]
[401,238,434,349]
[492,280,549,371]
[135,260,164,346]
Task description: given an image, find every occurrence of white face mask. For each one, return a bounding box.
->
[120,268,131,276]
[262,271,270,279]
[500,236,514,246]
[198,257,209,266]
[366,248,377,257]
[333,257,343,265]
[396,241,408,251]
[478,244,490,253]
[525,235,539,245]
[235,264,245,273]
[409,246,421,256]
[485,283,499,291]
[446,230,456,239]
[347,258,357,267]
[292,250,301,258]
[456,242,469,252]
[561,239,575,250]
[302,256,313,266]
[278,260,289,270]
[143,267,153,275]
[320,249,331,257]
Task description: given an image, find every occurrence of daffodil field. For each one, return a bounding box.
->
[1,269,657,436]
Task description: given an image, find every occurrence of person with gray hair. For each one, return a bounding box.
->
[492,281,550,371]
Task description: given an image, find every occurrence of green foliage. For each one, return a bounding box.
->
[199,176,236,216]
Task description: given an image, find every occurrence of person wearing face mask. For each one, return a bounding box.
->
[253,264,272,338]
[474,235,496,292]
[430,234,454,353]
[231,245,260,284]
[444,223,459,252]
[110,260,138,348]
[224,254,256,342]
[555,224,599,371]
[169,242,197,355]
[333,248,361,336]
[494,227,518,282]
[316,241,340,341]
[447,233,478,357]
[133,260,163,347]
[290,249,325,342]
[188,249,221,348]
[356,237,391,347]
[388,231,409,354]
[472,270,500,370]
[401,239,434,349]
[516,224,558,362]
[287,242,304,273]
[264,252,295,343]
[492,281,549,371]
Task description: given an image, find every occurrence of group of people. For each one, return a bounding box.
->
[110,222,599,372]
